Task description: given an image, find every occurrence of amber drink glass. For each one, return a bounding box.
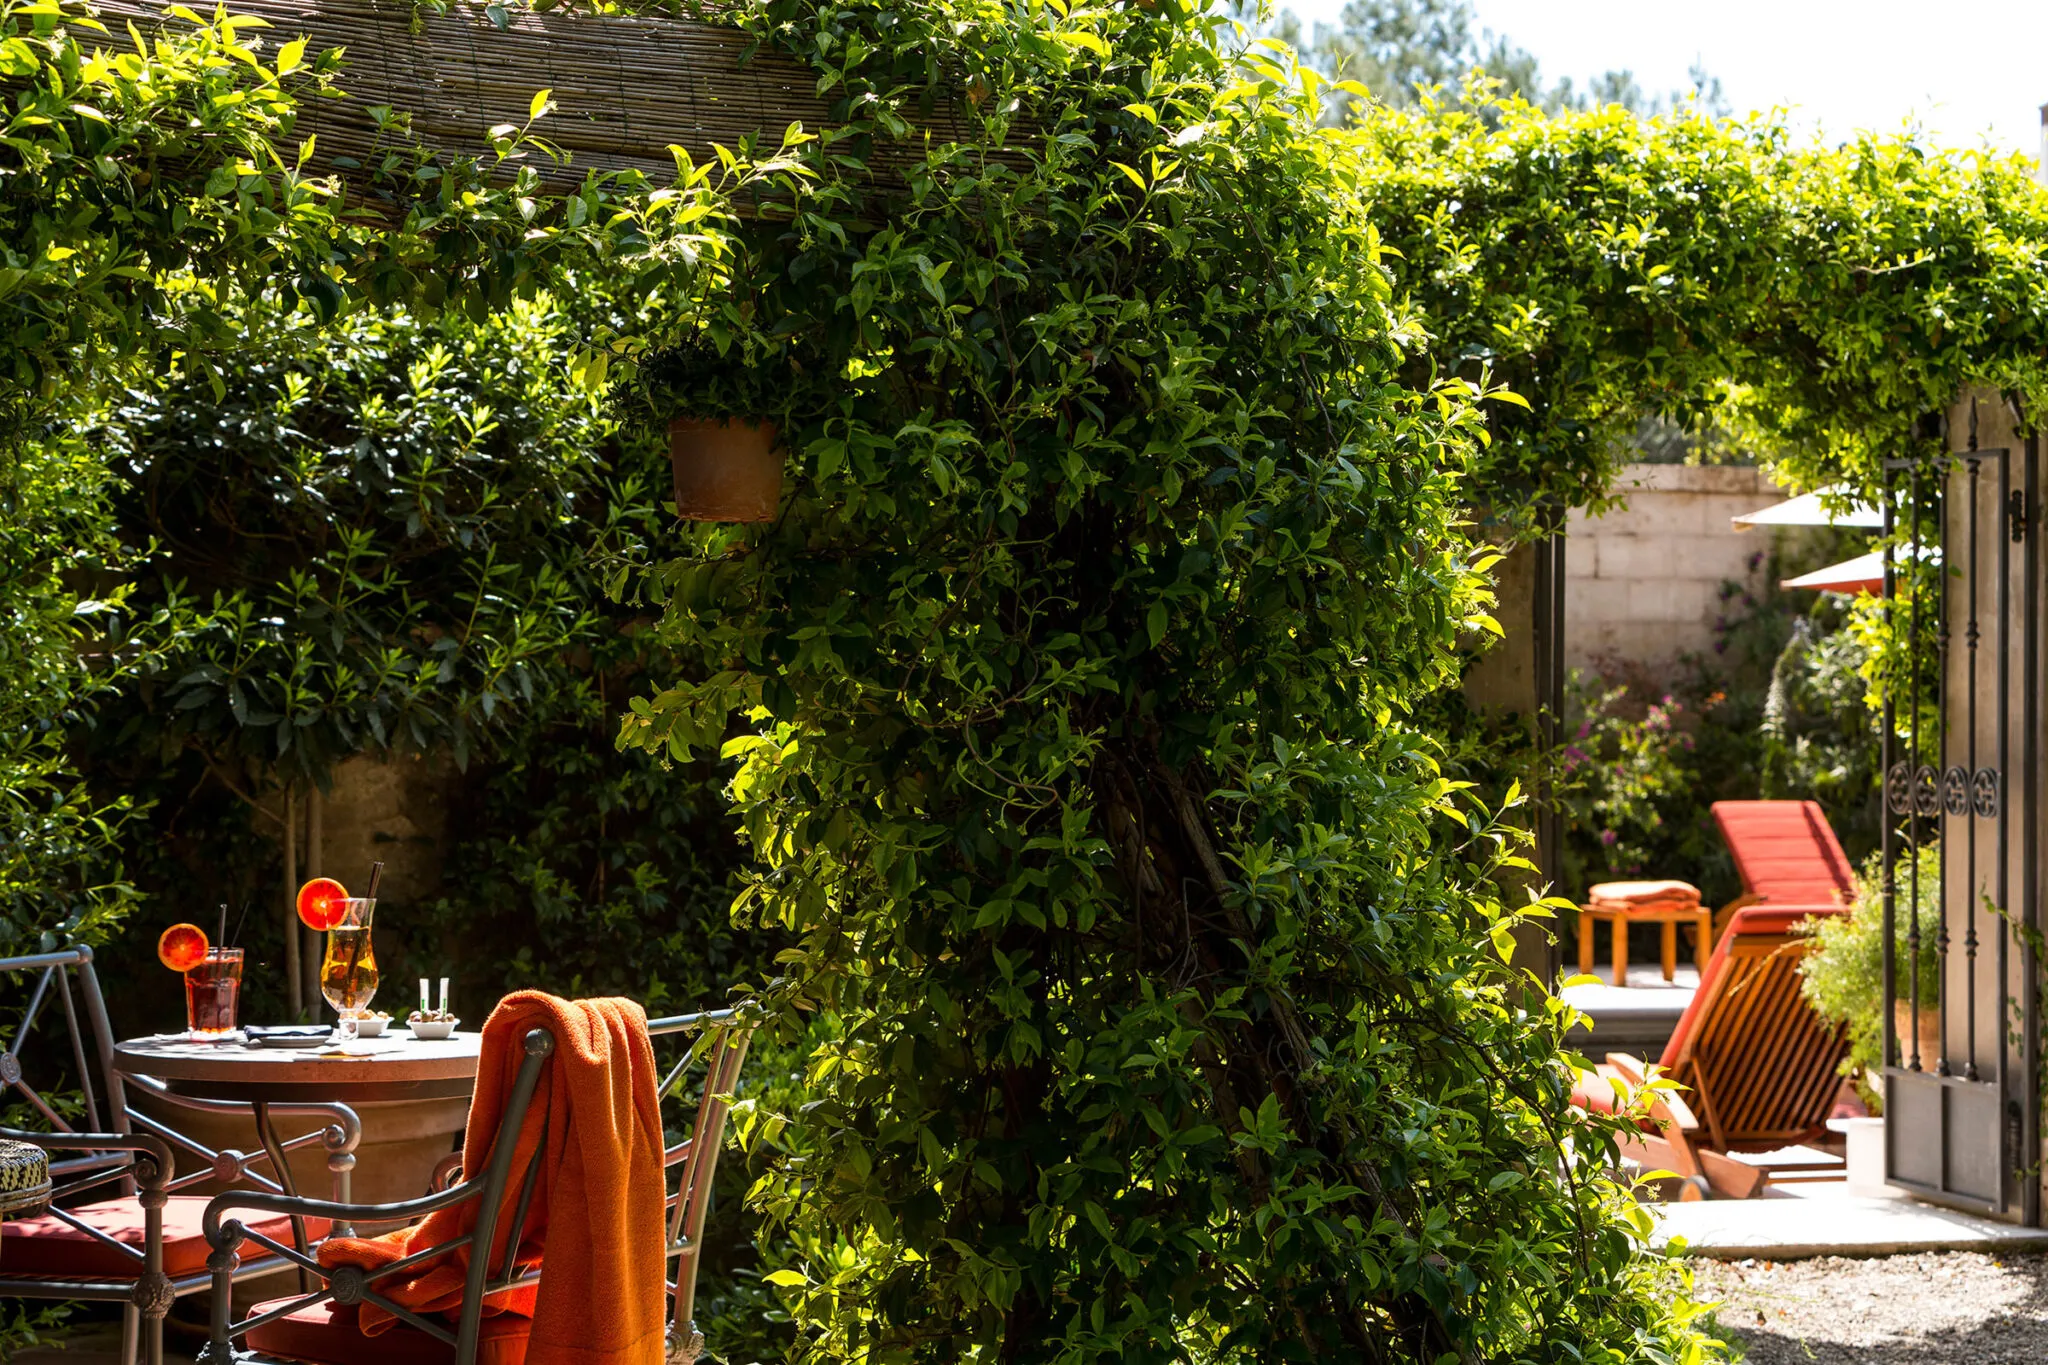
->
[185,948,244,1038]
[320,898,378,1036]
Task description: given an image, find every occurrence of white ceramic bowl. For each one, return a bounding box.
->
[353,1015,389,1038]
[409,1019,459,1041]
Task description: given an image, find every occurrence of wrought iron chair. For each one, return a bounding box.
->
[0,946,362,1365]
[199,1005,755,1365]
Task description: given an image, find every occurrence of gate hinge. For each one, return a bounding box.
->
[2011,489,2029,543]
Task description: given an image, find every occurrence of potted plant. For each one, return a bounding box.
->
[632,334,792,523]
[1798,845,1941,1113]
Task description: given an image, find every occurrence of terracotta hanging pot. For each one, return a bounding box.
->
[667,418,783,522]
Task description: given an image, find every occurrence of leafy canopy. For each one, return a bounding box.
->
[616,6,1702,1363]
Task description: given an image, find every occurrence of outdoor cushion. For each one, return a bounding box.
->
[1585,896,1703,918]
[246,1295,531,1365]
[1711,800,1854,906]
[1587,879,1701,906]
[1,1195,328,1278]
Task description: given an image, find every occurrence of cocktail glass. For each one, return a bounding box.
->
[319,898,379,1041]
[185,948,244,1039]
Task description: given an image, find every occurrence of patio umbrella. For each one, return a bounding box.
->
[1732,487,1884,532]
[1780,551,1886,596]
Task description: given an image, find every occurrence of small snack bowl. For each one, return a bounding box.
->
[408,1015,459,1041]
[353,1013,390,1039]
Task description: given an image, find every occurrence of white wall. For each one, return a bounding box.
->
[1565,464,1783,678]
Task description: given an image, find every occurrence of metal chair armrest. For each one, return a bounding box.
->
[203,1170,486,1247]
[124,1076,363,1153]
[0,1126,173,1176]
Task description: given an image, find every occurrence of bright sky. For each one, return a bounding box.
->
[1279,0,2048,158]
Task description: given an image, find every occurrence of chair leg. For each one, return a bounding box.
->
[1660,921,1677,982]
[121,1304,139,1365]
[1579,911,1596,976]
[1612,915,1628,987]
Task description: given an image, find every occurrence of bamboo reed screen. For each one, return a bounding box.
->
[91,0,995,194]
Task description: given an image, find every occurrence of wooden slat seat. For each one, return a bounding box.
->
[1573,903,1851,1198]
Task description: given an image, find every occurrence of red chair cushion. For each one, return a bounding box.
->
[1587,879,1701,906]
[246,1295,532,1365]
[2,1195,329,1278]
[1712,800,1855,905]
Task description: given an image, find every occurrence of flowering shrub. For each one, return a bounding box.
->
[1557,676,1699,884]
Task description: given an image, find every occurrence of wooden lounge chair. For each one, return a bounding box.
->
[1710,799,1855,941]
[1575,904,1850,1199]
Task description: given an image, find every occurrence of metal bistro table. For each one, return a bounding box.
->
[112,1032,481,1258]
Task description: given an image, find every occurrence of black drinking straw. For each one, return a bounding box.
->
[216,904,228,955]
[230,899,252,948]
[340,862,384,1014]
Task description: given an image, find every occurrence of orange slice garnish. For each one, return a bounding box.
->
[296,877,349,931]
[157,923,209,973]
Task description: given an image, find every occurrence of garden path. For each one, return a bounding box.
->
[1695,1250,2048,1363]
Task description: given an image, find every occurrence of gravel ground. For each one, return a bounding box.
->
[1691,1251,2048,1363]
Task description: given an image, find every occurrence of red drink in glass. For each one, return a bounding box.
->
[185,948,244,1038]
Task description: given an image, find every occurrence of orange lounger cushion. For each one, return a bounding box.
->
[246,1296,533,1365]
[1711,801,1854,905]
[2,1196,328,1278]
[1587,879,1701,906]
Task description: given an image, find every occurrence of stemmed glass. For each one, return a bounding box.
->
[319,898,379,1040]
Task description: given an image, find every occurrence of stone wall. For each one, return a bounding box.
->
[1565,463,1784,680]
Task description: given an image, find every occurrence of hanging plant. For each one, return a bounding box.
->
[630,333,811,523]
[666,416,783,523]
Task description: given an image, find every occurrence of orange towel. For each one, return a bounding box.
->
[317,993,668,1365]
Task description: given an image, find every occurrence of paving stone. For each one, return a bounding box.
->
[1655,1192,2048,1260]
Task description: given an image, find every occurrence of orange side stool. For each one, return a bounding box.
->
[1578,879,1710,986]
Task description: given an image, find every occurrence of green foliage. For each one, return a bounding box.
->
[0,0,762,416]
[1350,88,2048,529]
[0,1298,73,1360]
[1799,848,1941,1108]
[0,0,337,406]
[52,292,762,1016]
[0,0,769,967]
[616,8,1710,1361]
[92,295,621,777]
[0,430,145,950]
[1557,676,1702,891]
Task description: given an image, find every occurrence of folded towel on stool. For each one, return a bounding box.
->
[1587,879,1701,907]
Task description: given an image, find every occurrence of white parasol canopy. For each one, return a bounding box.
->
[1732,487,1885,532]
[1781,551,1886,596]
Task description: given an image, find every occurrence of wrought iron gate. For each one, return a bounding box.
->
[1882,436,2041,1223]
